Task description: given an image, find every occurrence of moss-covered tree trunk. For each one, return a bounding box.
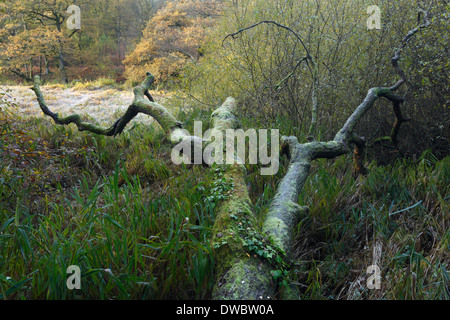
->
[29,7,430,300]
[210,9,431,299]
[207,98,274,300]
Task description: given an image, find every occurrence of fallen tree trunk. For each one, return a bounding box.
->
[208,98,274,300]
[211,9,432,300]
[29,7,431,301]
[209,88,405,299]
[29,80,403,300]
[212,88,416,300]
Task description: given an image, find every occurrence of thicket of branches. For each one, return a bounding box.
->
[182,0,449,162]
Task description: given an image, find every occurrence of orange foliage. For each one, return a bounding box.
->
[0,27,66,75]
[123,0,219,84]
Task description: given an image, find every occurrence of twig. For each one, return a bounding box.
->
[224,20,320,140]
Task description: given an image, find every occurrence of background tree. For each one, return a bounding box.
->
[73,0,164,80]
[123,0,220,85]
[0,0,165,82]
[0,26,71,81]
[0,0,85,83]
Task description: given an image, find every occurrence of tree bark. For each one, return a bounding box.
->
[208,98,275,300]
[58,49,68,84]
[55,18,69,84]
[211,9,431,300]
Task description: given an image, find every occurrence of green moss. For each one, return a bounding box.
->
[134,98,180,132]
[373,87,392,96]
[263,216,288,252]
[211,97,239,131]
[212,257,273,300]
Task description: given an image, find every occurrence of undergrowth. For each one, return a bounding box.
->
[292,153,449,300]
[0,94,448,300]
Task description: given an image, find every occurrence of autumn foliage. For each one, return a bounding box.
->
[0,27,72,80]
[0,0,162,82]
[123,0,220,85]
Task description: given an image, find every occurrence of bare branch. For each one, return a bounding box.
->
[274,56,309,90]
[390,7,432,91]
[261,8,434,289]
[31,72,184,140]
[31,75,118,136]
[224,20,320,140]
[68,29,79,39]
[307,58,319,140]
[223,20,311,58]
[11,69,33,83]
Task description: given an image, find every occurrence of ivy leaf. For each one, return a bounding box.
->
[271,270,282,280]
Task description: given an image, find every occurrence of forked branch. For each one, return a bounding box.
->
[390,7,432,91]
[262,7,433,299]
[31,72,191,144]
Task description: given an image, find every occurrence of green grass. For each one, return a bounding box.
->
[0,170,216,299]
[0,98,448,300]
[291,153,449,300]
[0,107,218,299]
